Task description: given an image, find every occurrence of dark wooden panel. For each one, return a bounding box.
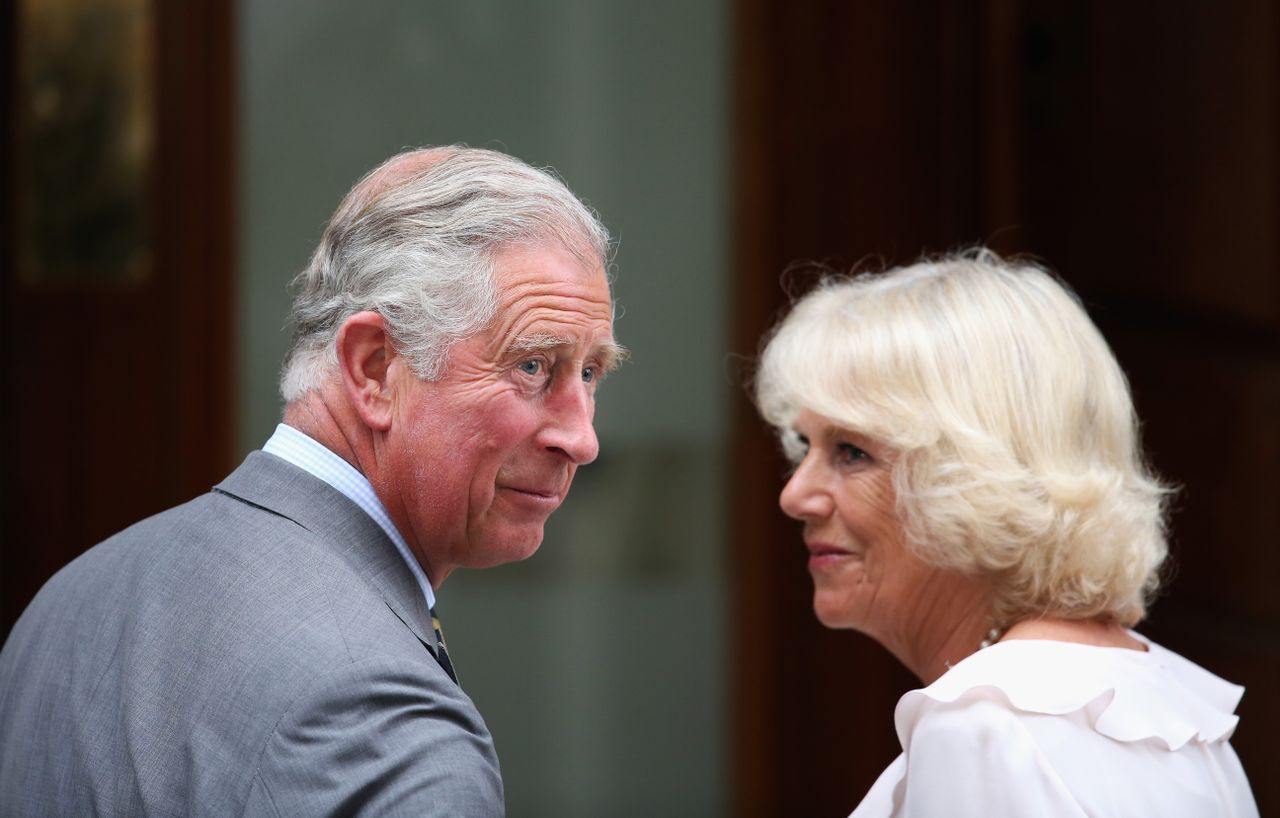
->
[1021,4,1280,804]
[1,1,235,638]
[1019,0,1279,323]
[731,3,991,815]
[1105,315,1280,806]
[732,1,1279,815]
[1107,327,1280,622]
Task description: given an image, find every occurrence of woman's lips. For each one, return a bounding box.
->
[806,542,860,571]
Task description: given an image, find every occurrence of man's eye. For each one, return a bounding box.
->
[581,366,596,384]
[518,359,542,376]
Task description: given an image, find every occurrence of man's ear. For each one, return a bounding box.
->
[335,311,397,432]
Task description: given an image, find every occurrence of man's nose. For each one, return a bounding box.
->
[541,379,600,465]
[779,459,832,520]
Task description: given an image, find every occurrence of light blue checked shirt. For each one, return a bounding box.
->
[262,423,436,610]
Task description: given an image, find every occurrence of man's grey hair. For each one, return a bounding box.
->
[280,146,611,402]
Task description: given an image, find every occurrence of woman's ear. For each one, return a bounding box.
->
[335,311,396,431]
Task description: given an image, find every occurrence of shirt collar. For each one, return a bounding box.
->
[262,423,436,610]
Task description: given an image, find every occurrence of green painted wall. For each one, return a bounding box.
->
[238,2,728,814]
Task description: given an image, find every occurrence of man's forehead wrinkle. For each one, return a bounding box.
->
[495,294,615,333]
[496,271,611,302]
[487,292,614,344]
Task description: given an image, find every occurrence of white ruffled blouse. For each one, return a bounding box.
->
[850,634,1259,817]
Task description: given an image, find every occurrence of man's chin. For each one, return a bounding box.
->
[471,526,546,568]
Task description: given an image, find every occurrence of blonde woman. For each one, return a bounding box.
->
[755,252,1259,817]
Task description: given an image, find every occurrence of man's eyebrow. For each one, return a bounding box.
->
[508,333,629,372]
[597,342,629,373]
[508,333,570,353]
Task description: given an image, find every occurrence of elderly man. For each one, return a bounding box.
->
[0,147,621,816]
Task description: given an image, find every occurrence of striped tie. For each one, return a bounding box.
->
[429,607,458,684]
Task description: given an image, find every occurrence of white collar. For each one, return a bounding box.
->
[262,423,436,610]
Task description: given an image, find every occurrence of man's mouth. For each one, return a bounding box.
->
[509,487,557,499]
[498,485,564,509]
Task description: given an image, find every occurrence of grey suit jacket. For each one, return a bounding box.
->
[0,451,504,817]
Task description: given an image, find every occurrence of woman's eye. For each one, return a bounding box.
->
[518,359,542,376]
[836,442,870,464]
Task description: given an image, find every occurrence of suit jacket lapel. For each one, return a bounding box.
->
[213,451,439,656]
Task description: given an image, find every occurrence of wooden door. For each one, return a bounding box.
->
[1,1,235,638]
[730,2,1278,815]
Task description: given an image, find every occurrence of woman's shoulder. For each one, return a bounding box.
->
[852,639,1258,818]
[897,634,1244,752]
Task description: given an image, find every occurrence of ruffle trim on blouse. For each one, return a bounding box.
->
[895,635,1244,753]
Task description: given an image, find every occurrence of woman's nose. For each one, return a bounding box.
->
[779,460,833,520]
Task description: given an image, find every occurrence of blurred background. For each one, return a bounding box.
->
[1,2,1276,816]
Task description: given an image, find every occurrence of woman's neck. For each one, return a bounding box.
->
[900,613,1146,686]
[883,575,996,685]
[1001,617,1147,651]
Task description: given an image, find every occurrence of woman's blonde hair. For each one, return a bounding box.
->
[755,250,1172,626]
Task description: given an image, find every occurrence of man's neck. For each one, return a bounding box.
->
[284,389,368,474]
[283,388,448,591]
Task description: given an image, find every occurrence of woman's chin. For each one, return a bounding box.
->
[811,593,862,631]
